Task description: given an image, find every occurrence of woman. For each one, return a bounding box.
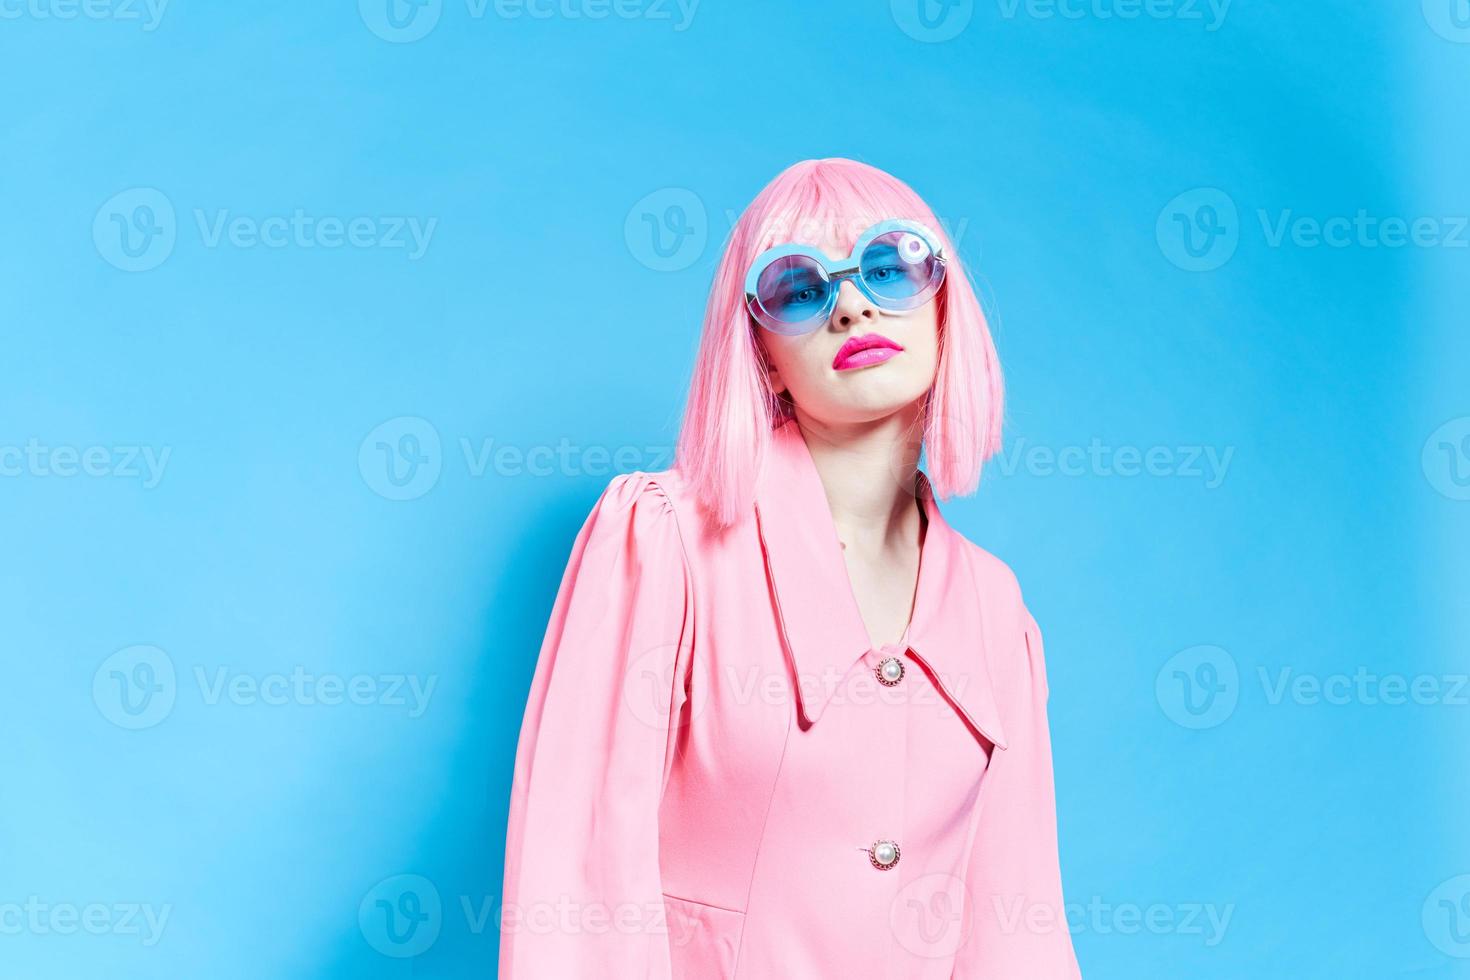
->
[499,158,1081,979]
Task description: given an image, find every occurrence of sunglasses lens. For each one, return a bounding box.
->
[754,254,831,330]
[860,230,943,308]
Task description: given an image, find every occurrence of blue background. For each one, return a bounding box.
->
[2,1,1466,977]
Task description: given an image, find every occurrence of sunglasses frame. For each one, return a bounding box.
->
[743,219,947,336]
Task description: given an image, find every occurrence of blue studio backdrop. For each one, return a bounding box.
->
[2,2,1467,978]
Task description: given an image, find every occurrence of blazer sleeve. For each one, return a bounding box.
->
[952,602,1082,979]
[499,473,693,979]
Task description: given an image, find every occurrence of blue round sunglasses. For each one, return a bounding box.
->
[743,219,947,336]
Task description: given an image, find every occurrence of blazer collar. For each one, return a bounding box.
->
[752,419,1009,750]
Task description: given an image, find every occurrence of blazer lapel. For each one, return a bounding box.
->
[752,419,1009,750]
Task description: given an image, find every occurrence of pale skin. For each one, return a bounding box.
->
[758,240,942,651]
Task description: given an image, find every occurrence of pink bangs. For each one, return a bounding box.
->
[674,157,1005,528]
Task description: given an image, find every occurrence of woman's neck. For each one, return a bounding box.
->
[790,405,926,553]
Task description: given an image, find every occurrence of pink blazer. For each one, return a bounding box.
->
[500,419,1081,979]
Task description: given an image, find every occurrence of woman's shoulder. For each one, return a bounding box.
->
[597,466,683,508]
[594,461,698,515]
[949,530,1027,612]
[585,466,698,551]
[947,531,1052,695]
[599,463,739,533]
[568,470,697,597]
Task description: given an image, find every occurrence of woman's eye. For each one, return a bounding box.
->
[780,285,821,306]
[868,265,903,283]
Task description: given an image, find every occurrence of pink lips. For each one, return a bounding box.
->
[832,333,905,372]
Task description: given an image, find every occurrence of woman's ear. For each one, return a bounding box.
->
[754,331,788,396]
[767,362,787,397]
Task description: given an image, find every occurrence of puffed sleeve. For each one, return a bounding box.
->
[499,473,693,979]
[952,603,1082,979]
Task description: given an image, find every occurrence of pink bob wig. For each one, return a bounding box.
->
[675,157,1005,528]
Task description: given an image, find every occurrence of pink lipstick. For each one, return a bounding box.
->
[832,333,904,372]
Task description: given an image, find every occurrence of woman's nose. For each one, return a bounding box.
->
[829,279,878,330]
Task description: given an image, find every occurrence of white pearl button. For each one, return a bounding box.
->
[870,839,901,870]
[876,656,905,687]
